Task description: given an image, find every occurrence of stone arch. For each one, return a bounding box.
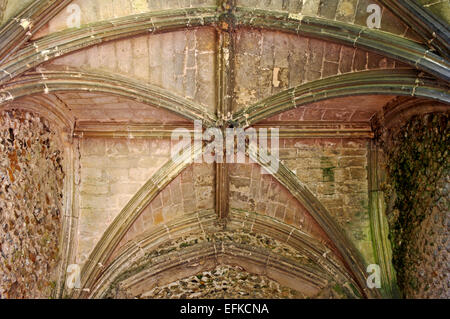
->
[87,210,361,299]
[0,68,216,126]
[77,148,376,298]
[245,143,376,297]
[0,0,448,300]
[232,69,450,128]
[374,96,450,131]
[1,94,75,133]
[0,94,77,297]
[1,5,449,85]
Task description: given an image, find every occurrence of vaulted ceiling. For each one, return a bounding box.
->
[0,0,449,299]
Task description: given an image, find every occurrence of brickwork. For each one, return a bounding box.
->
[260,95,395,122]
[54,92,190,123]
[229,162,330,245]
[29,0,417,41]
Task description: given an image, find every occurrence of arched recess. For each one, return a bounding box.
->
[367,97,449,298]
[245,143,377,298]
[87,211,361,299]
[232,69,450,128]
[1,6,449,85]
[374,96,450,130]
[75,144,378,298]
[0,94,74,134]
[0,68,217,126]
[233,8,450,82]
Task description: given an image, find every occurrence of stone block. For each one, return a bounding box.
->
[338,156,365,168]
[349,167,367,180]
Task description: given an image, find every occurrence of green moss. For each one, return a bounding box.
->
[332,284,344,295]
[382,113,449,295]
[349,283,362,298]
[322,167,335,182]
[321,156,335,182]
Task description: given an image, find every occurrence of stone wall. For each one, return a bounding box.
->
[279,138,374,263]
[106,228,357,299]
[233,28,399,112]
[32,0,216,38]
[260,95,395,122]
[77,137,172,265]
[50,28,216,113]
[0,110,64,298]
[236,0,416,39]
[29,0,416,40]
[417,0,450,24]
[228,162,332,248]
[114,163,215,254]
[382,112,449,298]
[403,173,449,298]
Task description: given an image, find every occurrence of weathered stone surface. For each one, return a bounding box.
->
[382,112,449,298]
[114,163,215,251]
[402,173,449,299]
[0,0,446,300]
[0,110,64,298]
[50,28,217,112]
[236,0,411,37]
[77,138,171,264]
[233,29,398,111]
[141,264,302,299]
[32,0,217,39]
[106,229,355,299]
[228,162,334,250]
[278,138,373,262]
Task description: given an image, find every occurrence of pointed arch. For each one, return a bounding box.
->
[1,7,449,86]
[86,210,360,298]
[0,94,75,132]
[233,7,450,82]
[0,7,218,85]
[232,69,450,128]
[77,141,379,298]
[0,68,217,126]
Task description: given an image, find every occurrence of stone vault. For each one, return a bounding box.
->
[0,0,449,299]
